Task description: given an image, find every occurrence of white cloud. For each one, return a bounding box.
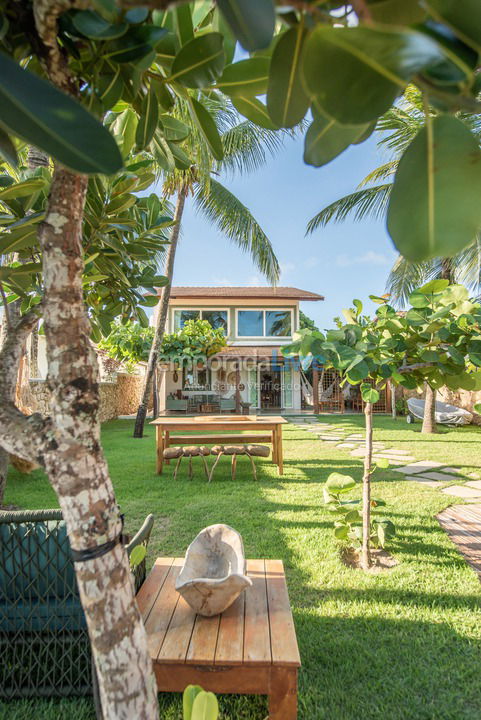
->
[279,261,296,279]
[303,256,319,269]
[335,251,391,268]
[246,275,268,286]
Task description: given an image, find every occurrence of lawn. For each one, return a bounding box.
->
[2,416,481,720]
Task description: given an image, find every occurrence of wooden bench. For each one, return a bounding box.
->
[165,433,272,445]
[137,557,301,719]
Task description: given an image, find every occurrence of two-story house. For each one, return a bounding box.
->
[158,286,324,413]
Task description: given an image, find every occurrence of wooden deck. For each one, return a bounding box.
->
[136,557,301,719]
[437,504,481,578]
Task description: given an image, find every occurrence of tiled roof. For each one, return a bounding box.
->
[167,286,324,301]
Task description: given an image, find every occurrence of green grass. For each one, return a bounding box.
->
[2,416,481,720]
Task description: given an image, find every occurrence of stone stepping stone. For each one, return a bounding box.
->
[382,448,412,455]
[414,471,459,483]
[438,466,462,475]
[393,460,444,475]
[466,480,481,490]
[319,435,343,441]
[468,472,480,479]
[336,443,357,449]
[406,475,445,488]
[441,485,481,499]
[374,453,416,462]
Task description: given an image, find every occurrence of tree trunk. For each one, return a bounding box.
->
[37,166,159,719]
[441,257,454,281]
[133,187,187,438]
[422,383,437,434]
[361,401,373,570]
[0,299,21,504]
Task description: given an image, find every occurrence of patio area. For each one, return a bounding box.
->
[3,416,481,720]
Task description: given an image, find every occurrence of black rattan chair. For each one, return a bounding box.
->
[0,509,154,700]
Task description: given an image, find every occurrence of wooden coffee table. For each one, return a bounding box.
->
[137,557,301,719]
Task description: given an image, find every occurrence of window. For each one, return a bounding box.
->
[202,310,228,333]
[174,310,199,331]
[183,365,211,390]
[236,309,292,337]
[266,311,291,337]
[238,310,263,337]
[173,309,228,333]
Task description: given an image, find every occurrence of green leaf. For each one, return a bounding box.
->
[168,141,192,170]
[104,25,167,63]
[128,544,146,567]
[267,25,310,128]
[159,114,190,142]
[468,340,481,367]
[387,116,481,262]
[170,33,225,88]
[125,7,149,23]
[369,0,427,24]
[189,98,223,161]
[0,128,17,166]
[303,111,367,167]
[71,10,128,39]
[216,57,270,97]
[425,0,481,54]
[0,178,46,200]
[334,524,349,540]
[217,0,275,52]
[174,4,194,45]
[326,472,357,493]
[360,383,380,404]
[183,685,204,720]
[0,53,122,175]
[232,97,278,130]
[191,691,219,720]
[97,67,124,110]
[346,360,369,383]
[111,108,138,157]
[473,402,481,414]
[135,87,159,150]
[375,457,390,469]
[302,25,444,124]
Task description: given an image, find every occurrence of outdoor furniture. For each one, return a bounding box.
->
[166,397,188,413]
[0,509,154,699]
[209,444,270,482]
[220,397,236,413]
[164,445,210,480]
[151,415,287,476]
[137,557,301,719]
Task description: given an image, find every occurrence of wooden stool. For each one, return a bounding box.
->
[163,446,210,480]
[209,444,270,482]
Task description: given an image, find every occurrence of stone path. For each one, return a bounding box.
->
[288,416,481,499]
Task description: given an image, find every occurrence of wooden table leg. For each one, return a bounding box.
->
[164,430,170,464]
[272,429,278,467]
[276,426,283,475]
[268,667,297,719]
[156,426,164,474]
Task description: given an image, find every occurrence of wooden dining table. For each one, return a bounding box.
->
[151,415,287,475]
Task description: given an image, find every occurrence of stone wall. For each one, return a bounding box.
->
[27,373,151,422]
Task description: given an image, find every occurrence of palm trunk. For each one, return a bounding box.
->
[441,257,454,281]
[133,187,187,438]
[422,383,437,434]
[361,401,373,570]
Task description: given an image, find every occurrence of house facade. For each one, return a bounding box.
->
[157,286,324,413]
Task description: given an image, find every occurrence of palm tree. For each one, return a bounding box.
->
[133,95,286,437]
[306,90,481,306]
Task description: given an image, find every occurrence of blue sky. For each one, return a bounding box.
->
[170,132,398,331]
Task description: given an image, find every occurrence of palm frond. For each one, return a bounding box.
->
[385,255,434,307]
[306,184,392,235]
[194,178,280,284]
[219,121,287,176]
[453,236,481,292]
[358,161,397,188]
